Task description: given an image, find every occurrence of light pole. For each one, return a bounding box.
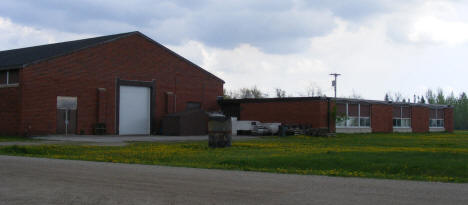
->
[330,73,341,98]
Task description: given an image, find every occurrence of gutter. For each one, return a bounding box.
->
[0,65,23,71]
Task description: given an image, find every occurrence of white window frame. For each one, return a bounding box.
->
[429,108,444,128]
[336,103,371,128]
[393,106,411,128]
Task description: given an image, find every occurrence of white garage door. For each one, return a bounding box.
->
[119,85,151,135]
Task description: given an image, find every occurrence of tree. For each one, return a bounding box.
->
[251,86,267,98]
[304,83,325,97]
[239,86,267,99]
[420,96,426,104]
[384,93,390,101]
[460,92,467,101]
[426,89,436,104]
[453,92,468,129]
[223,88,236,99]
[239,88,253,98]
[316,88,323,97]
[446,92,456,105]
[393,92,403,102]
[436,88,445,104]
[275,88,286,98]
[350,90,362,99]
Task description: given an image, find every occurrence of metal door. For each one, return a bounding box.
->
[56,109,77,134]
[56,96,78,135]
[119,86,151,135]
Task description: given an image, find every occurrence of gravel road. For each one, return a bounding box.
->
[1,155,468,205]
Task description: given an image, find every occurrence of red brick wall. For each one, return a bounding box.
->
[371,104,393,132]
[411,106,429,133]
[0,85,21,135]
[239,100,333,130]
[20,34,223,135]
[97,88,107,123]
[444,107,454,132]
[228,99,454,134]
[329,101,336,133]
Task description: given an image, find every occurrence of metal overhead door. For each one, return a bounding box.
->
[119,85,151,135]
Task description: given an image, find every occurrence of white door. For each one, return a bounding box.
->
[119,86,151,135]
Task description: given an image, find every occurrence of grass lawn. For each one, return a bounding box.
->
[1,131,468,182]
[0,136,37,142]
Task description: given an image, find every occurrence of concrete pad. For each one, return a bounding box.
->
[24,135,259,146]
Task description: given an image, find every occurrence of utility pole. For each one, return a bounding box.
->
[330,73,341,98]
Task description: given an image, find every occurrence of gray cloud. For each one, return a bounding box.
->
[0,0,416,53]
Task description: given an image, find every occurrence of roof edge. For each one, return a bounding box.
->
[219,96,328,104]
[21,31,138,68]
[219,96,451,108]
[17,31,224,83]
[0,64,23,71]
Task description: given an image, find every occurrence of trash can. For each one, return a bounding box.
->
[279,125,288,137]
[208,113,232,148]
[93,123,106,135]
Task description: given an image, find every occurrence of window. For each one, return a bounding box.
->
[336,102,371,128]
[336,103,347,127]
[8,70,19,84]
[186,102,201,110]
[347,104,359,127]
[57,96,78,110]
[0,71,6,84]
[360,117,371,127]
[0,69,19,86]
[393,106,411,128]
[429,108,444,128]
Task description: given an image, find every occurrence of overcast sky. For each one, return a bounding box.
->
[1,0,468,100]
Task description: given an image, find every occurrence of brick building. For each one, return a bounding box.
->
[0,31,224,136]
[219,97,453,133]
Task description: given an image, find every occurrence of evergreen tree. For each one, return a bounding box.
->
[446,92,456,105]
[454,92,468,129]
[436,89,445,104]
[426,89,436,104]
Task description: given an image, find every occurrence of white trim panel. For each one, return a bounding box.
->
[429,127,445,132]
[393,127,412,133]
[336,128,372,133]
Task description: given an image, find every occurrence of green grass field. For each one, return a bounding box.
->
[1,132,468,182]
[0,136,37,142]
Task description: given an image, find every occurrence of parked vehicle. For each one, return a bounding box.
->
[252,125,271,135]
[231,117,280,136]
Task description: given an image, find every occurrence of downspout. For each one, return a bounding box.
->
[174,76,177,112]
